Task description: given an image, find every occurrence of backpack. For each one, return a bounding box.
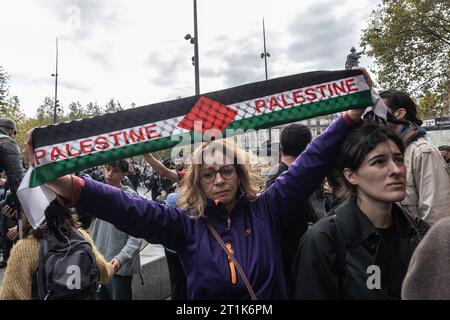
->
[31,228,100,300]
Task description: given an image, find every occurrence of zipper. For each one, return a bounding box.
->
[226,242,237,285]
[227,216,231,231]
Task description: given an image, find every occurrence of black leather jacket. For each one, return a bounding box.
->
[293,198,429,300]
[0,128,25,193]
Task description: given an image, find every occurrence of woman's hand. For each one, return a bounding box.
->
[23,129,35,167]
[353,66,373,89]
[24,128,75,200]
[347,67,374,122]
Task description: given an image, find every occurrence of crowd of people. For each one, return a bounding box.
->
[0,69,450,300]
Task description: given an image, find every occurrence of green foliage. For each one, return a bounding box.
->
[0,66,9,108]
[67,101,85,120]
[36,97,64,125]
[103,98,123,114]
[2,96,25,124]
[361,0,450,117]
[85,102,102,117]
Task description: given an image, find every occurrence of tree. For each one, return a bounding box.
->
[0,66,9,108]
[36,97,64,125]
[85,102,102,117]
[103,98,123,114]
[361,0,450,118]
[67,101,86,120]
[3,96,25,124]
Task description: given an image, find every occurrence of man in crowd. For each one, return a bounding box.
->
[91,160,142,299]
[381,90,450,224]
[265,123,319,299]
[0,118,25,268]
[438,145,450,167]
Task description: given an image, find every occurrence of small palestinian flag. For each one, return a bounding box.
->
[28,69,372,188]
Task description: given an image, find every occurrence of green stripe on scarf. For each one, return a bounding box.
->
[29,90,371,187]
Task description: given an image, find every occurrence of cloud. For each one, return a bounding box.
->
[202,36,265,88]
[59,80,90,93]
[86,50,113,71]
[41,0,121,41]
[145,52,188,87]
[287,1,365,70]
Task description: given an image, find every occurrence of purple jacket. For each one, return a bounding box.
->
[77,116,354,300]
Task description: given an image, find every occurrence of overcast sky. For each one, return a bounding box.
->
[0,0,380,117]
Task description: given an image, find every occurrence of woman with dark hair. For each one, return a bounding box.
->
[292,122,429,300]
[0,201,113,300]
[380,89,450,225]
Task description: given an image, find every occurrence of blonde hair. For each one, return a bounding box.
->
[177,139,263,218]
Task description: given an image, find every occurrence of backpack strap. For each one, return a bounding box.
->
[31,238,50,300]
[206,221,258,300]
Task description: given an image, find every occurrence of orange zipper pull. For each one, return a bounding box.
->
[226,242,237,285]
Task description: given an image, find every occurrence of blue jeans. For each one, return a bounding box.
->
[98,275,133,300]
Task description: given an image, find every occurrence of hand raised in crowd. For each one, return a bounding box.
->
[6,226,18,241]
[3,205,16,219]
[322,179,333,194]
[110,257,121,274]
[352,66,373,89]
[0,178,6,187]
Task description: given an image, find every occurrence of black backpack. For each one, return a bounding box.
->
[31,228,100,300]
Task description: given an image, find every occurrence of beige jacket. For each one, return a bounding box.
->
[401,137,450,225]
[402,217,450,299]
[0,229,114,300]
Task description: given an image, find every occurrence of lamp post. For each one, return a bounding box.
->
[185,0,200,95]
[51,38,59,124]
[260,18,271,81]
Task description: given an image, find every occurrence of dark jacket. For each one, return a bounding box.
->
[76,116,354,300]
[265,161,318,299]
[293,198,429,300]
[0,129,25,193]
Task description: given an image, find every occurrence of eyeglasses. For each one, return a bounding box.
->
[200,165,236,183]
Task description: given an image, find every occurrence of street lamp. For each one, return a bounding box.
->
[260,18,271,81]
[51,38,59,124]
[185,0,200,96]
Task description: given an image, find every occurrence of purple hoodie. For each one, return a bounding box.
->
[76,115,354,299]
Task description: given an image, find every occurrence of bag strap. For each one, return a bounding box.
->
[206,222,258,300]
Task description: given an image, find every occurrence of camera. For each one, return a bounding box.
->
[0,190,19,213]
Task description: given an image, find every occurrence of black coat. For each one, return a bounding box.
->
[292,198,429,300]
[0,129,25,193]
[265,161,319,299]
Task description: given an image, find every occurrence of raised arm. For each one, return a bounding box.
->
[25,131,189,253]
[255,109,363,230]
[144,153,179,183]
[75,177,188,253]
